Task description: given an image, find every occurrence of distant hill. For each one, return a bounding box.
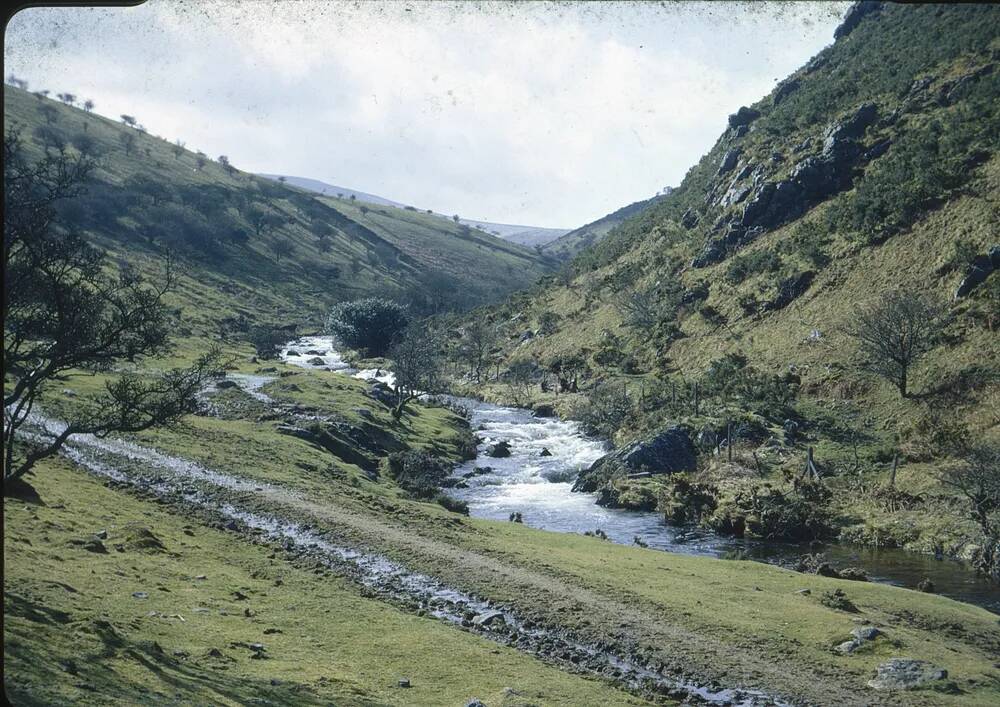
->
[542,193,666,260]
[4,87,554,335]
[261,174,571,248]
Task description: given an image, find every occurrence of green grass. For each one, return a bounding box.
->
[4,459,648,706]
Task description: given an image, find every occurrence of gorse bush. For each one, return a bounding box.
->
[724,249,783,284]
[326,297,409,357]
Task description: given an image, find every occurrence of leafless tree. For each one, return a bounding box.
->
[389,326,445,420]
[846,290,940,397]
[172,139,185,160]
[460,320,497,382]
[83,99,94,112]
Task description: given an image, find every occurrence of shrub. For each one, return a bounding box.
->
[249,326,287,360]
[724,249,783,285]
[434,493,469,515]
[384,450,454,499]
[326,297,409,357]
[706,479,834,541]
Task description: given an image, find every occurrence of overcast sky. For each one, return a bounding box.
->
[5,1,848,228]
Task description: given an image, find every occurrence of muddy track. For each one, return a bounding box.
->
[26,411,887,706]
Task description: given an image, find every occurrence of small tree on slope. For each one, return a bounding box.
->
[3,128,223,492]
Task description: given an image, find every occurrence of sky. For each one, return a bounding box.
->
[5,0,849,228]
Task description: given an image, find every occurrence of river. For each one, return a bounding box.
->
[282,336,999,613]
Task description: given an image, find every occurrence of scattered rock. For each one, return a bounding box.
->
[81,538,107,553]
[539,448,552,457]
[132,592,149,600]
[835,639,863,655]
[216,379,238,390]
[466,700,487,707]
[917,578,936,593]
[95,529,108,540]
[852,626,882,641]
[397,678,411,688]
[307,357,326,366]
[820,588,859,613]
[473,611,507,628]
[868,659,948,691]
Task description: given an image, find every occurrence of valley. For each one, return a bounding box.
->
[5,2,999,706]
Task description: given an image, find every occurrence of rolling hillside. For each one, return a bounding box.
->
[265,173,571,247]
[4,87,553,335]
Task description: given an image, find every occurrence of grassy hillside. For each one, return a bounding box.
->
[446,3,1000,567]
[265,174,570,247]
[8,345,999,705]
[315,195,559,311]
[4,86,552,334]
[542,194,665,261]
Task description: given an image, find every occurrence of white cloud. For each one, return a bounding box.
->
[5,0,848,227]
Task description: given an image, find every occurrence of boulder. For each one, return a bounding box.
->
[539,448,553,457]
[717,149,741,176]
[472,611,506,627]
[834,1,883,41]
[955,247,998,298]
[574,426,695,492]
[680,208,699,229]
[532,403,556,418]
[487,441,512,458]
[851,626,882,641]
[728,106,761,129]
[868,659,947,691]
[216,379,238,390]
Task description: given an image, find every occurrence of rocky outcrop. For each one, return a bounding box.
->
[693,104,882,268]
[728,106,760,129]
[772,78,800,106]
[833,2,883,41]
[573,426,695,493]
[717,149,741,176]
[955,246,1000,298]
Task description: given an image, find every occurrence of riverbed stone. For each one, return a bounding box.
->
[574,426,695,493]
[487,441,512,458]
[868,659,948,690]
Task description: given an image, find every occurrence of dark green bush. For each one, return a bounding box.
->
[724,249,782,284]
[327,297,409,356]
